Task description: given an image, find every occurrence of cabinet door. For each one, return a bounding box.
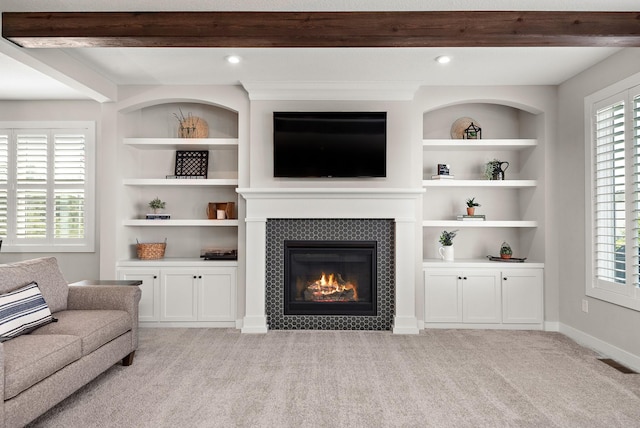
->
[424,269,462,322]
[118,268,160,322]
[198,267,236,322]
[462,270,501,323]
[502,269,543,324]
[160,269,198,321]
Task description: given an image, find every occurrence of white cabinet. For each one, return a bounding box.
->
[198,267,236,322]
[424,263,543,329]
[424,269,462,322]
[424,268,500,324]
[118,268,160,322]
[501,268,543,324]
[161,269,198,321]
[118,263,237,326]
[462,270,501,323]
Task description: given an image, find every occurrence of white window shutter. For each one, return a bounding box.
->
[594,101,626,286]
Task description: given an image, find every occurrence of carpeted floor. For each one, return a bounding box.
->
[28,328,640,428]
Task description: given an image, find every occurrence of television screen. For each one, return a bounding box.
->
[273,112,387,178]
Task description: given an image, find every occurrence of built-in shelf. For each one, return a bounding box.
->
[123,219,239,227]
[422,180,536,188]
[423,259,544,268]
[118,258,238,267]
[422,139,537,151]
[422,220,538,228]
[123,178,238,186]
[123,137,238,150]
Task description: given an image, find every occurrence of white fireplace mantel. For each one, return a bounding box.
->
[237,187,424,334]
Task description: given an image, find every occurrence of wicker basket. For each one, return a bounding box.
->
[136,239,166,260]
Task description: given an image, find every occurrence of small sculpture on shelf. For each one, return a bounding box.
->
[463,122,481,139]
[174,108,209,138]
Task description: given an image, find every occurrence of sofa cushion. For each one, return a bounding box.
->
[0,282,56,342]
[31,310,132,356]
[0,257,69,313]
[3,334,81,400]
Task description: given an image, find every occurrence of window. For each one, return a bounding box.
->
[0,122,95,252]
[586,80,640,311]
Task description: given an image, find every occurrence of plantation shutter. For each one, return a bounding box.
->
[594,100,626,287]
[54,133,85,239]
[633,93,640,289]
[16,132,48,240]
[0,131,8,238]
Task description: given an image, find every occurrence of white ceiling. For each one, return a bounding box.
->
[0,0,637,101]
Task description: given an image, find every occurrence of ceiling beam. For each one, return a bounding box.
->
[2,11,640,48]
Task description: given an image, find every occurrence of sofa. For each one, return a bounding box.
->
[0,257,141,428]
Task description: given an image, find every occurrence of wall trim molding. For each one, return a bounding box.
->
[559,322,640,373]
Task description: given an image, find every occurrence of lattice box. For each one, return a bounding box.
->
[174,150,209,178]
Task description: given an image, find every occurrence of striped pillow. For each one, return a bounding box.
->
[0,282,55,341]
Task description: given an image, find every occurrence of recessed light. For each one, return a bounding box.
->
[435,55,451,64]
[226,55,241,64]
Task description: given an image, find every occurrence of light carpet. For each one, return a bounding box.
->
[27,329,640,428]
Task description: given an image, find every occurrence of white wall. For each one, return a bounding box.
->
[0,100,102,282]
[556,48,640,362]
[248,100,418,188]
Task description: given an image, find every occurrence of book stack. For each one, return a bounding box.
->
[457,214,485,221]
[165,175,206,179]
[431,174,455,180]
[146,213,171,220]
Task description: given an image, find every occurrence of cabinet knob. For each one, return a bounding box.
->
[199,275,202,279]
[193,275,197,279]
[153,275,157,279]
[503,277,508,281]
[458,276,462,280]
[463,276,467,280]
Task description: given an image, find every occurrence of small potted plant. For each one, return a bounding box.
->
[500,241,513,259]
[465,197,480,216]
[148,197,166,214]
[438,229,458,261]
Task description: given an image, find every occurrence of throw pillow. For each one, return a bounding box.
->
[0,282,56,342]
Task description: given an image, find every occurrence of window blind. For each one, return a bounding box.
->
[0,133,8,238]
[54,134,85,239]
[594,101,626,284]
[15,134,48,240]
[633,94,640,288]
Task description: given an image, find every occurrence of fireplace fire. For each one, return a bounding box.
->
[284,240,377,316]
[302,273,358,302]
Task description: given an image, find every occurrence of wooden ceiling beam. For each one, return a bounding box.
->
[2,11,640,48]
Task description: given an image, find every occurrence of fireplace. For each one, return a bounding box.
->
[284,240,377,316]
[238,188,423,334]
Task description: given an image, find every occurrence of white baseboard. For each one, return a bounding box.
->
[544,321,560,331]
[560,323,640,373]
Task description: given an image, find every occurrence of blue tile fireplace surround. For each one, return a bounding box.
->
[265,218,395,330]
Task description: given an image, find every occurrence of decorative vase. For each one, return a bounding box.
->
[467,207,475,216]
[438,245,454,261]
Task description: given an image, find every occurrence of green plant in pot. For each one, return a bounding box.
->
[500,241,513,259]
[438,230,458,261]
[148,197,166,214]
[465,197,480,216]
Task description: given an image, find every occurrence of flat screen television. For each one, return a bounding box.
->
[273,112,387,178]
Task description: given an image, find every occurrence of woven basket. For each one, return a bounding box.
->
[136,240,166,260]
[178,116,209,138]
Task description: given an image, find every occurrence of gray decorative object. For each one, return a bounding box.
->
[265,219,395,330]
